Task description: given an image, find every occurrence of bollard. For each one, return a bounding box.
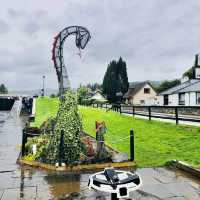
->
[21,129,27,157]
[59,130,65,166]
[175,107,179,125]
[119,105,122,114]
[130,129,134,161]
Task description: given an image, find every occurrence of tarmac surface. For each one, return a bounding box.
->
[0,111,200,200]
[0,166,200,200]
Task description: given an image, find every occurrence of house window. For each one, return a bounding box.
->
[144,88,150,94]
[164,95,169,105]
[196,92,200,105]
[140,100,145,104]
[179,93,185,105]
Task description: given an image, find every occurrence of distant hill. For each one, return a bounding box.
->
[9,88,58,96]
[149,81,163,88]
[129,80,163,89]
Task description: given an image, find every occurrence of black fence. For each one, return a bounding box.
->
[91,103,200,125]
[21,128,40,156]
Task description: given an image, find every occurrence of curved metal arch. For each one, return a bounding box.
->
[52,26,91,95]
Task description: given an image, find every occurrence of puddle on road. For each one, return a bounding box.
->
[44,173,81,197]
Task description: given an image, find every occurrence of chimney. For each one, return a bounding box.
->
[195,54,199,67]
[194,54,200,79]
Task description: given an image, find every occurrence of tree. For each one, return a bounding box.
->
[156,79,181,93]
[0,84,8,94]
[86,83,102,91]
[50,94,56,98]
[183,54,200,79]
[77,85,89,104]
[46,90,83,165]
[183,67,195,79]
[117,57,129,94]
[102,57,129,102]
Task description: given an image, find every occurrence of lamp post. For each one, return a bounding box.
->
[41,75,45,97]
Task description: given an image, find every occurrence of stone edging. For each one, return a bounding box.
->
[18,159,136,172]
[168,160,200,178]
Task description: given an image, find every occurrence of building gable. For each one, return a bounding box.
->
[124,82,157,99]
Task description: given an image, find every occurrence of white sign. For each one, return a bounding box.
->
[32,144,37,155]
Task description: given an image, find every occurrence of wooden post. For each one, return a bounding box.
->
[175,107,179,125]
[132,106,135,117]
[148,106,151,121]
[130,129,134,161]
[59,130,64,166]
[96,121,106,158]
[21,129,27,157]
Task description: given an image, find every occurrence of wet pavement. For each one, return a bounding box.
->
[0,167,200,200]
[0,111,200,200]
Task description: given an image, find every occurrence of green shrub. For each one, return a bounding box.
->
[50,94,56,98]
[46,89,83,165]
[81,99,92,106]
[40,117,56,135]
[24,135,50,161]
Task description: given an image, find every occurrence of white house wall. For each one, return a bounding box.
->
[132,83,157,105]
[189,92,196,106]
[157,95,164,105]
[158,92,198,106]
[173,92,197,106]
[168,94,178,106]
[185,93,190,106]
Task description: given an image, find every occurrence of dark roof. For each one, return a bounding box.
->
[159,79,200,95]
[123,81,155,98]
[176,80,200,93]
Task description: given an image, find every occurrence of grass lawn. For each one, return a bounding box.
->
[79,106,200,168]
[30,97,59,127]
[31,98,200,168]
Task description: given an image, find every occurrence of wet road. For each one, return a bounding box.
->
[0,111,24,172]
[0,111,200,200]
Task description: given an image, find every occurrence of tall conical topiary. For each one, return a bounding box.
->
[47,89,82,165]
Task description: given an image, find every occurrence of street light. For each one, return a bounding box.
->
[41,75,45,97]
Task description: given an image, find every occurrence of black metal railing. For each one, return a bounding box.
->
[90,103,200,125]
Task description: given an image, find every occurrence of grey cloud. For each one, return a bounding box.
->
[1,0,200,90]
[22,20,41,35]
[0,19,10,34]
[7,9,27,19]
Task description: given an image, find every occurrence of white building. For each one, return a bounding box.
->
[158,59,200,106]
[91,91,108,103]
[123,81,158,105]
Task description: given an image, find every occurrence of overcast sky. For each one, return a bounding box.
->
[0,0,200,90]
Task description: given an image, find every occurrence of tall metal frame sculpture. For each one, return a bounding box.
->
[52,26,91,96]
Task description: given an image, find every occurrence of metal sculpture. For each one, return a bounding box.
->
[52,26,91,95]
